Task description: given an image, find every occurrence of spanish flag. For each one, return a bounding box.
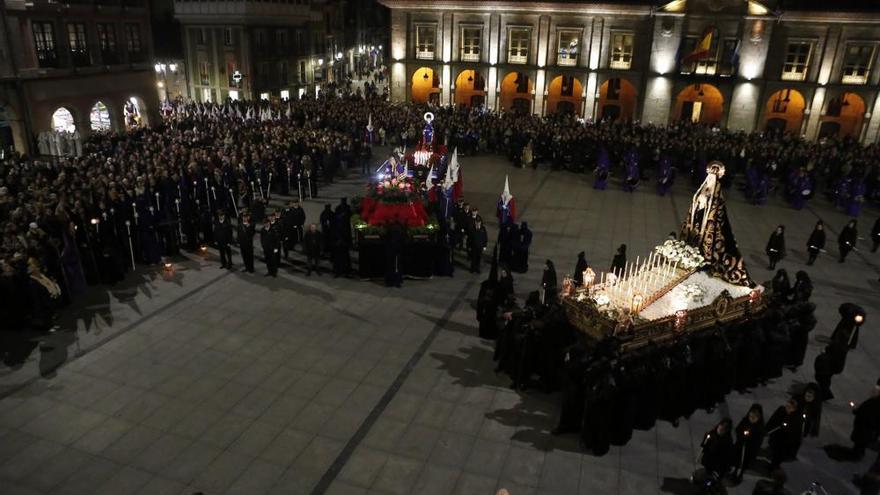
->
[683,27,716,64]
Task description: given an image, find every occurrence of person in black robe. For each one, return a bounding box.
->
[806,220,826,265]
[499,267,515,303]
[766,225,786,270]
[766,398,803,470]
[510,222,532,273]
[798,383,822,438]
[814,350,835,401]
[791,271,813,303]
[213,211,234,269]
[733,404,765,481]
[850,381,880,459]
[541,259,557,305]
[291,201,306,250]
[573,251,588,286]
[259,218,279,277]
[469,218,488,274]
[280,202,295,260]
[770,269,791,304]
[320,204,334,257]
[699,418,734,478]
[303,223,322,276]
[838,219,858,263]
[611,244,626,275]
[827,303,866,376]
[498,223,516,267]
[237,214,255,273]
[871,217,880,253]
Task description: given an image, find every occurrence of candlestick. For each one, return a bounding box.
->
[155,192,160,211]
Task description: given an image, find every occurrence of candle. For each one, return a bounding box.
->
[155,192,160,211]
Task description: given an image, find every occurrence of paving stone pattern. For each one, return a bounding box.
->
[1,150,878,495]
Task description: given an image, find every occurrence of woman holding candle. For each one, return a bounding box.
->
[732,404,764,482]
[698,418,734,479]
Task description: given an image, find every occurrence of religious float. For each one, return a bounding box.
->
[352,112,460,278]
[490,161,819,455]
[561,162,766,351]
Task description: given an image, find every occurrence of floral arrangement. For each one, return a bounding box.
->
[680,283,707,303]
[368,175,418,204]
[654,239,706,271]
[592,293,610,307]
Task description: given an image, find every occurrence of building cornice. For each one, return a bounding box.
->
[378,0,654,16]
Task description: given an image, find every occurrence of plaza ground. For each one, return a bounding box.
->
[1,150,878,495]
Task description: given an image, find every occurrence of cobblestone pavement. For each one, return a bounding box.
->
[1,150,878,495]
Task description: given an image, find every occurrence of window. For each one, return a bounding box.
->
[280,89,290,101]
[609,32,633,70]
[557,29,580,66]
[32,22,57,68]
[260,92,269,101]
[279,61,289,85]
[781,41,812,81]
[224,28,233,46]
[841,43,875,85]
[680,36,737,76]
[460,26,481,62]
[508,27,530,64]
[67,23,89,66]
[276,29,288,52]
[125,24,142,61]
[415,24,436,60]
[199,61,210,85]
[97,24,117,64]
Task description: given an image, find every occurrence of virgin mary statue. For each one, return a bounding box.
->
[680,161,753,287]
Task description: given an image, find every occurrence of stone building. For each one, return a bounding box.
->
[0,0,160,154]
[379,0,880,143]
[174,0,346,103]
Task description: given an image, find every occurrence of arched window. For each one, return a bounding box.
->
[90,101,112,132]
[51,107,76,133]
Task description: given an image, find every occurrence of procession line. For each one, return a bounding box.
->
[0,269,233,401]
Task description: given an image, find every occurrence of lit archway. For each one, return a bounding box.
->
[674,83,724,125]
[51,107,76,133]
[598,78,638,122]
[453,70,486,109]
[547,75,583,115]
[90,101,112,132]
[819,92,866,140]
[500,72,533,114]
[762,89,805,134]
[124,96,145,129]
[411,67,440,104]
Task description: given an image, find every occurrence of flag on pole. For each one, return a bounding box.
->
[497,175,517,224]
[683,27,716,65]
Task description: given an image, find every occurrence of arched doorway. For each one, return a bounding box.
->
[124,97,145,128]
[453,70,486,109]
[90,101,112,132]
[411,67,440,104]
[674,83,724,124]
[819,92,866,140]
[500,72,533,114]
[51,107,76,133]
[547,75,583,115]
[762,89,805,134]
[598,78,637,122]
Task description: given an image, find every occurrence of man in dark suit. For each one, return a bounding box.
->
[237,214,255,273]
[213,211,233,269]
[259,218,279,277]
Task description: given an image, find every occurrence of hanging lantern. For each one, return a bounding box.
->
[631,293,644,313]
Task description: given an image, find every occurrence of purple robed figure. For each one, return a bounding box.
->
[622,148,640,192]
[834,176,852,209]
[593,147,610,190]
[657,156,674,196]
[847,180,866,217]
[753,173,768,205]
[791,172,813,210]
